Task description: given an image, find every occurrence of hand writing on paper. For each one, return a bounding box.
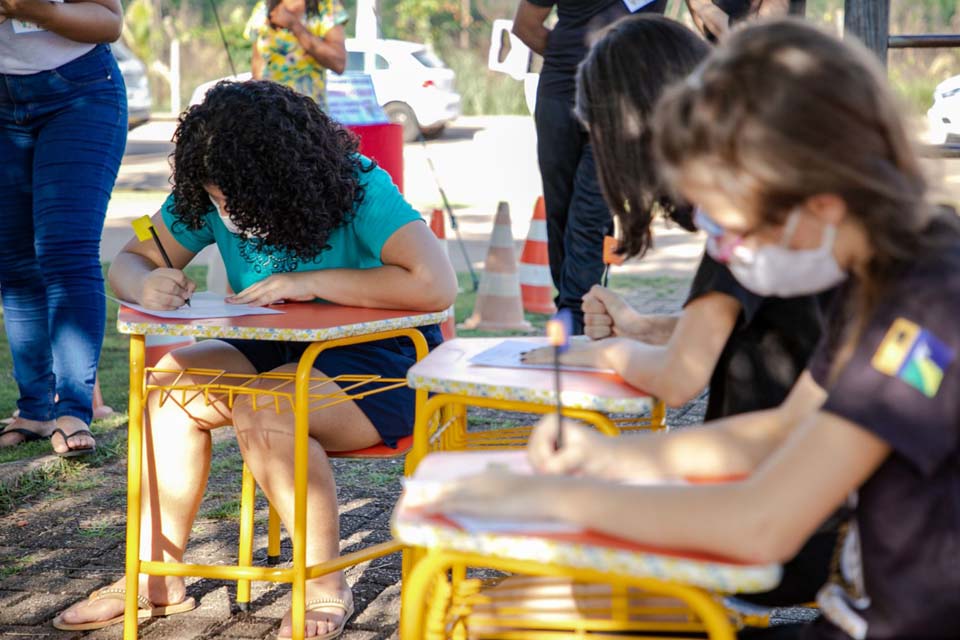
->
[527,414,610,477]
[139,268,197,310]
[427,469,566,521]
[226,273,316,307]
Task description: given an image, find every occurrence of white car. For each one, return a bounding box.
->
[927,74,960,144]
[342,38,461,141]
[188,39,460,143]
[112,40,151,129]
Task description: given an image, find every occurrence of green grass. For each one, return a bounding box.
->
[201,498,242,521]
[0,554,32,578]
[78,522,124,541]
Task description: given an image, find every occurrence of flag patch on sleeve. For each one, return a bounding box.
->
[871,318,954,398]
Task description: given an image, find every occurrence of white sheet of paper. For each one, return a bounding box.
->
[447,514,581,535]
[622,0,656,12]
[468,340,614,374]
[112,291,284,320]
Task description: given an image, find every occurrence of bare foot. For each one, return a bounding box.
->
[56,576,187,628]
[50,415,95,455]
[277,579,354,639]
[0,416,54,448]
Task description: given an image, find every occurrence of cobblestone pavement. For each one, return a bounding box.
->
[0,276,747,640]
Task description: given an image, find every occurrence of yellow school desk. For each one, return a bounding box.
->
[393,451,781,640]
[117,301,445,640]
[404,337,666,474]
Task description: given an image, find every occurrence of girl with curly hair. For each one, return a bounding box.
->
[54,80,457,639]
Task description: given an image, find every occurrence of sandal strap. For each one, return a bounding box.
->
[303,596,350,613]
[51,427,94,443]
[90,587,153,611]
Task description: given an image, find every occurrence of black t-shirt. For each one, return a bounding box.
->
[802,224,960,640]
[684,252,829,420]
[528,0,667,100]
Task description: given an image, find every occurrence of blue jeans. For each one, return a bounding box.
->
[0,44,127,424]
[535,93,612,335]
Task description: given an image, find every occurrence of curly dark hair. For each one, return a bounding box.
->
[170,80,373,262]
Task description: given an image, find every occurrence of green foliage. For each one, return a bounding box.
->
[439,45,528,115]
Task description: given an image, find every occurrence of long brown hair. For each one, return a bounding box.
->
[576,15,710,259]
[653,18,954,369]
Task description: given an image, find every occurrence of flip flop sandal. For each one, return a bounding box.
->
[278,595,355,640]
[50,427,96,458]
[52,587,197,631]
[0,423,49,448]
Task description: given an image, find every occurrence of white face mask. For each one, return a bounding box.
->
[726,211,848,297]
[209,194,244,235]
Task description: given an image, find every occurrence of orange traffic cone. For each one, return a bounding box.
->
[460,202,532,331]
[92,375,114,419]
[145,334,197,368]
[429,209,457,341]
[518,196,556,314]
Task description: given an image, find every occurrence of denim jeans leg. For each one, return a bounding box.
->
[535,94,583,301]
[560,143,612,334]
[0,94,56,421]
[32,51,127,423]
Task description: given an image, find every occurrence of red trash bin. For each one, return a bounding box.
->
[347,122,404,193]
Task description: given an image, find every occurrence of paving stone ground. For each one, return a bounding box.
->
[0,278,723,640]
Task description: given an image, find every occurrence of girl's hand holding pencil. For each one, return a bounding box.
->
[139,268,197,310]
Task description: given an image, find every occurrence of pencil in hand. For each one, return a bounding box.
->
[132,215,191,307]
[546,308,572,450]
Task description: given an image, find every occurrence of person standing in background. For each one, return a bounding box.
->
[511,0,667,334]
[685,0,788,42]
[0,0,127,456]
[245,0,348,108]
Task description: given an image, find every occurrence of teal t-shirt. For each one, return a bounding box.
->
[160,160,422,294]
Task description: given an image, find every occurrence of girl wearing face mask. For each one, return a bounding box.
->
[521,14,838,609]
[429,19,960,640]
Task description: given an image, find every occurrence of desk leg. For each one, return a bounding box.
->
[123,334,146,640]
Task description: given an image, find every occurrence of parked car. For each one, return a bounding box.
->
[927,74,960,145]
[342,38,461,141]
[111,40,151,130]
[188,38,461,142]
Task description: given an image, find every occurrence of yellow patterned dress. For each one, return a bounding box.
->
[244,0,349,107]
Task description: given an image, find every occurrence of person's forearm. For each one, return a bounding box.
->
[585,406,791,483]
[304,265,454,311]
[108,252,156,305]
[290,22,345,73]
[623,314,679,345]
[512,22,549,56]
[686,0,728,36]
[18,0,122,43]
[555,478,786,563]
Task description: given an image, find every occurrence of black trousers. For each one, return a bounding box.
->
[534,93,612,333]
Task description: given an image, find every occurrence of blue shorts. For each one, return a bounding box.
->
[222,324,442,448]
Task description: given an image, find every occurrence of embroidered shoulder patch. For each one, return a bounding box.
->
[871,318,954,398]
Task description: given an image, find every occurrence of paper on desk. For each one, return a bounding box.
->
[112,291,284,319]
[468,340,614,374]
